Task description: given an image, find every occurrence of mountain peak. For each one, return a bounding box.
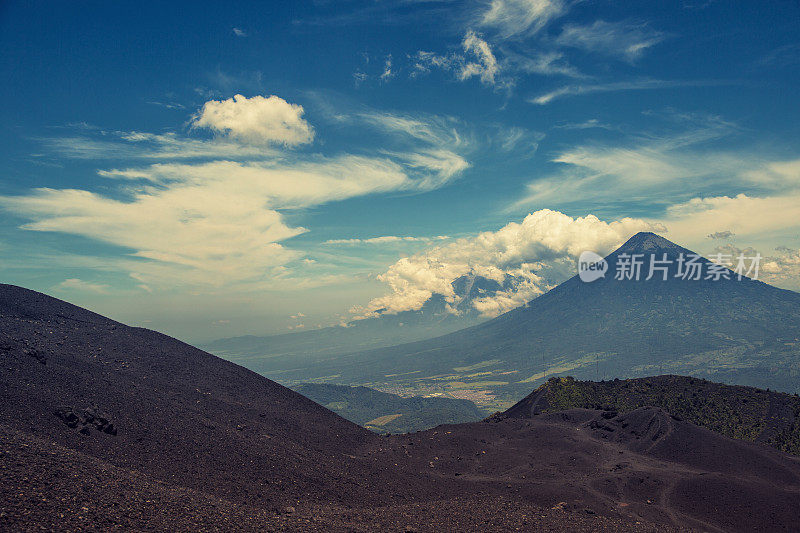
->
[615,232,683,254]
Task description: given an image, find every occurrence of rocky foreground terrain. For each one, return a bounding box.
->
[2,283,800,531]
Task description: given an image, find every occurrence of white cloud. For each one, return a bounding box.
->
[42,131,279,160]
[459,30,500,85]
[513,114,748,208]
[556,20,665,62]
[232,28,247,37]
[3,96,473,291]
[503,49,583,78]
[529,79,707,105]
[742,159,800,189]
[356,111,467,148]
[661,193,800,244]
[493,126,544,155]
[380,55,395,81]
[761,246,800,288]
[479,0,566,39]
[386,149,470,187]
[411,31,507,88]
[324,235,449,245]
[553,119,614,130]
[0,156,433,287]
[357,209,661,318]
[191,94,314,146]
[55,278,111,294]
[353,71,367,86]
[351,110,472,186]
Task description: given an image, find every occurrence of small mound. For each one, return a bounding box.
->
[584,408,800,485]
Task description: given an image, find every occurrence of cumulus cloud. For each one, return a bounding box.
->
[191,94,314,146]
[356,209,661,319]
[479,0,566,39]
[762,247,800,288]
[704,243,800,290]
[555,20,666,62]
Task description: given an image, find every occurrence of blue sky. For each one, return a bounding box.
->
[2,0,799,341]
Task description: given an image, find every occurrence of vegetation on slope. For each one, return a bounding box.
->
[519,375,800,455]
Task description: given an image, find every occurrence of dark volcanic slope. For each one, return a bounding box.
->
[3,284,800,531]
[0,283,404,508]
[393,408,800,533]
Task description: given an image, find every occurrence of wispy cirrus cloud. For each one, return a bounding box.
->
[555,20,666,62]
[412,30,508,88]
[501,49,584,78]
[55,278,111,294]
[41,130,280,160]
[324,235,449,245]
[513,112,800,212]
[479,0,566,39]
[529,78,718,105]
[460,30,501,85]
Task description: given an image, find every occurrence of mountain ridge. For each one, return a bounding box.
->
[267,232,800,405]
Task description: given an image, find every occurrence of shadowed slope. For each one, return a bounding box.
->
[0,283,405,508]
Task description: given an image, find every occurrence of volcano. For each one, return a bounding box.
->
[287,232,800,398]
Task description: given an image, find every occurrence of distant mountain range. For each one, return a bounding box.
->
[255,232,800,406]
[202,273,516,374]
[293,383,486,434]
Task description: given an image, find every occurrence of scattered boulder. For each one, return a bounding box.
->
[54,406,117,436]
[24,348,47,365]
